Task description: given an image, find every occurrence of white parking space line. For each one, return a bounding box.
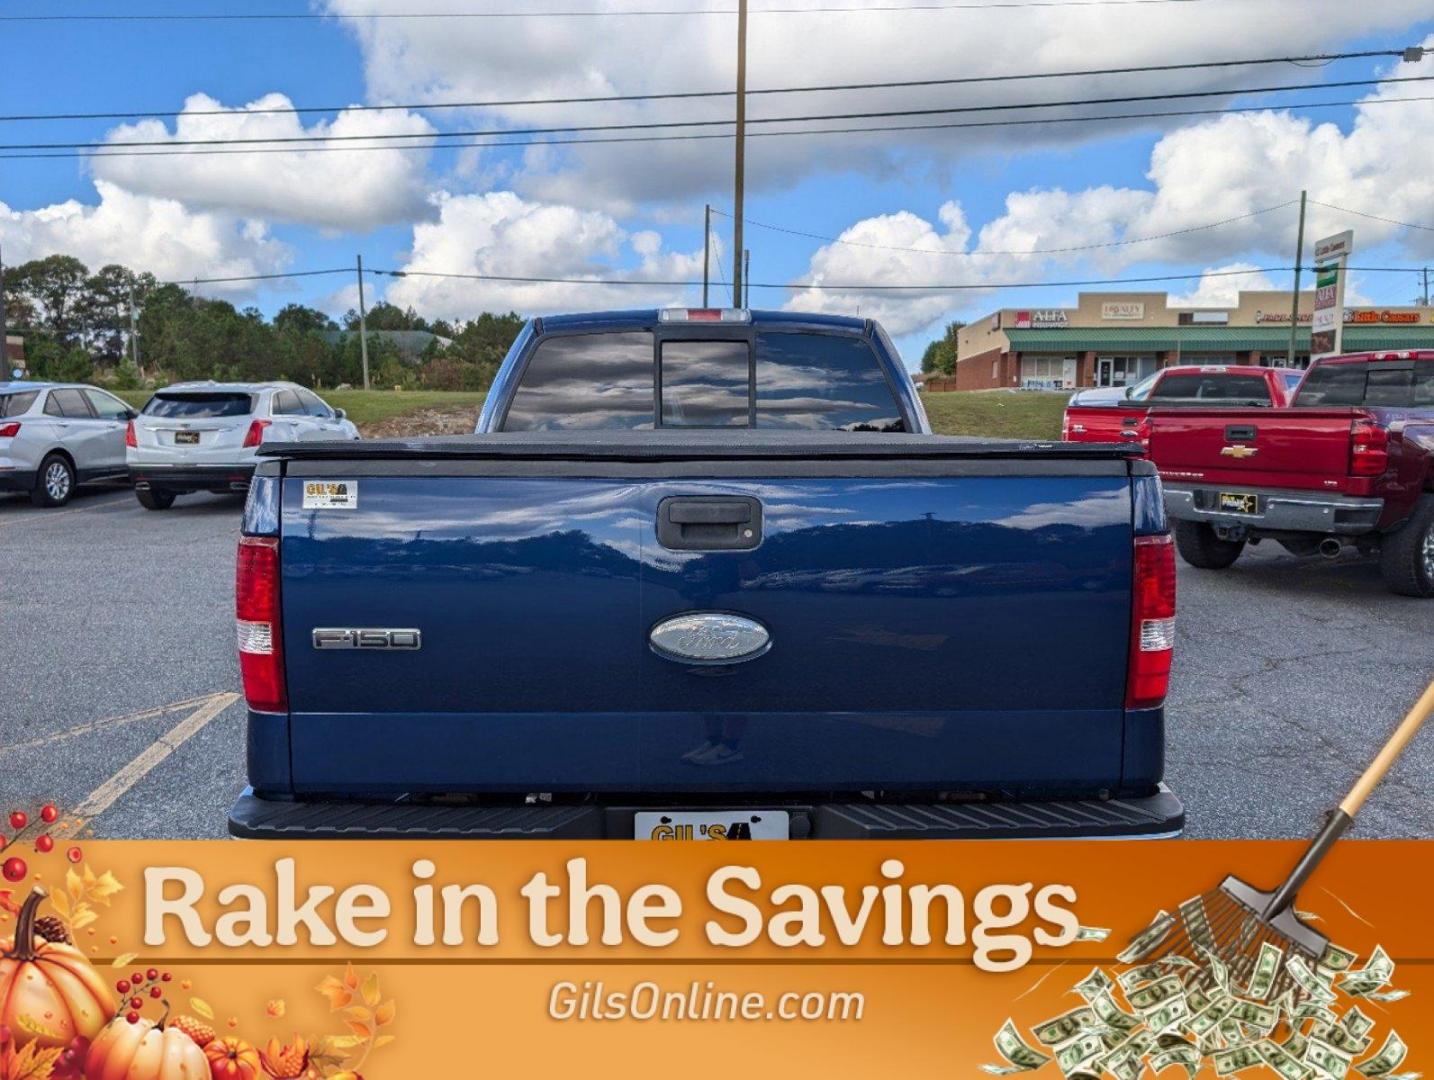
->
[0,491,132,527]
[54,691,240,836]
[0,693,227,755]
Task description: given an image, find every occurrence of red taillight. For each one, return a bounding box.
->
[1061,411,1071,440]
[243,419,271,448]
[0,422,19,439]
[124,420,136,447]
[1127,533,1176,709]
[1349,419,1388,477]
[236,535,287,712]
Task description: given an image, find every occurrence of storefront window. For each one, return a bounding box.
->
[1095,356,1157,387]
[1020,355,1076,389]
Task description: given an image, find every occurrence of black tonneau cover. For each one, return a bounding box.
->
[260,430,1144,462]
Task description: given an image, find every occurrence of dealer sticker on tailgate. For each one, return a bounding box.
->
[636,811,789,841]
[302,480,358,510]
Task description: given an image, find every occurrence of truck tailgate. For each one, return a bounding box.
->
[1149,407,1358,491]
[265,433,1149,797]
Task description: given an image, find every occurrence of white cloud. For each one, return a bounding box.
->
[0,181,290,291]
[323,0,1432,211]
[92,93,436,231]
[1166,264,1279,308]
[383,189,710,318]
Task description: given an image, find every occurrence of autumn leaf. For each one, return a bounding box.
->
[372,1034,396,1050]
[110,953,138,968]
[47,891,70,920]
[266,999,286,1019]
[321,1035,365,1053]
[65,869,84,905]
[342,1006,372,1025]
[344,1021,372,1040]
[315,975,353,1011]
[190,997,215,1021]
[87,869,124,905]
[3,1041,64,1080]
[0,890,20,917]
[342,963,359,990]
[360,972,381,1008]
[373,1000,395,1027]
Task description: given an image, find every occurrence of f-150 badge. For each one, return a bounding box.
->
[649,613,771,665]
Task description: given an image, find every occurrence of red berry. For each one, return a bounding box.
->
[150,986,162,999]
[66,846,82,864]
[131,972,143,985]
[126,1012,139,1025]
[40,805,58,824]
[35,834,54,853]
[116,980,130,994]
[1,857,26,883]
[146,968,159,981]
[129,997,143,1010]
[161,972,172,982]
[8,811,26,831]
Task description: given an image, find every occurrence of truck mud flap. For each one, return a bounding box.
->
[229,786,1182,840]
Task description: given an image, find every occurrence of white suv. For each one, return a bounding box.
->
[127,381,359,510]
[0,381,137,507]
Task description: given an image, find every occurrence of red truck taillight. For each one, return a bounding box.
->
[124,420,136,448]
[0,422,20,438]
[1349,419,1388,476]
[1126,533,1176,710]
[236,535,287,712]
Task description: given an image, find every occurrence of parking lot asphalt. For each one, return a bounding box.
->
[1,484,1430,840]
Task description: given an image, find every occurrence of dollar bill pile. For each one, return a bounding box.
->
[983,907,1416,1080]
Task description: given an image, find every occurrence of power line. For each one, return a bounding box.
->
[0,0,1231,22]
[712,200,1298,257]
[161,268,353,286]
[1,48,1408,124]
[7,73,1430,152]
[1307,199,1434,234]
[8,92,1432,162]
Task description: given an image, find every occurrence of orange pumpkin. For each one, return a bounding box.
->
[204,1036,261,1080]
[85,1011,209,1080]
[0,887,115,1050]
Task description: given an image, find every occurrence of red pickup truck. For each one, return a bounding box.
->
[1149,351,1434,596]
[1063,365,1302,451]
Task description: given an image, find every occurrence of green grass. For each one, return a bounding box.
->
[921,390,1068,440]
[111,388,489,427]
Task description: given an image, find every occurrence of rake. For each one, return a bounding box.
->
[1139,678,1434,1002]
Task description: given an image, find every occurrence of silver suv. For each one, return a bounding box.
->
[127,381,359,509]
[0,381,137,507]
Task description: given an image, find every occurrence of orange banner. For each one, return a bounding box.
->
[0,839,1429,1079]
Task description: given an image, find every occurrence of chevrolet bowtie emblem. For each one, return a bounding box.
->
[1220,444,1258,458]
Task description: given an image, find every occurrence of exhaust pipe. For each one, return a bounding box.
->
[1319,537,1343,559]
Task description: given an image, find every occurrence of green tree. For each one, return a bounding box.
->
[10,255,91,343]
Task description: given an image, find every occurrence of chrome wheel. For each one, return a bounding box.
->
[44,460,72,502]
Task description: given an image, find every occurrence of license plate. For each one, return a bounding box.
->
[1218,491,1258,514]
[635,810,789,841]
[173,430,200,445]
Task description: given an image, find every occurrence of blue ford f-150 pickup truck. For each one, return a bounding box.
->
[228,308,1183,840]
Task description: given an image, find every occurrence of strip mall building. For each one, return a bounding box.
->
[946,290,1434,391]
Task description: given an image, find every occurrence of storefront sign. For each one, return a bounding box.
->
[1345,309,1421,324]
[1013,309,1069,329]
[1310,230,1352,359]
[1101,301,1145,320]
[1185,311,1229,324]
[1254,311,1312,324]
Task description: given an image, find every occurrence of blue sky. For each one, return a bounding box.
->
[4,0,1434,365]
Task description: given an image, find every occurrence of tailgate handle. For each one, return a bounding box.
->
[1225,424,1257,440]
[658,496,762,551]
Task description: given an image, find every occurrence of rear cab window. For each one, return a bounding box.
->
[502,327,905,432]
[143,392,255,418]
[1294,360,1434,408]
[1151,373,1273,404]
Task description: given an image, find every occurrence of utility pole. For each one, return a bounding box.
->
[730,0,747,308]
[1287,190,1307,368]
[742,249,750,308]
[1423,267,1429,306]
[702,204,711,307]
[128,282,142,378]
[356,254,371,391]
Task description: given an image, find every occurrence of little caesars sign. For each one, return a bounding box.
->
[1310,230,1353,360]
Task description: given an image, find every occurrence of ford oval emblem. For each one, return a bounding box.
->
[649,612,771,665]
